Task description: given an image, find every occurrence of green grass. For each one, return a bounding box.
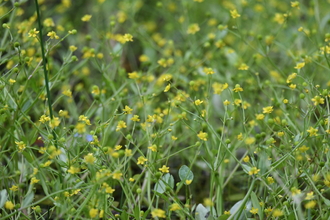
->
[1,0,330,219]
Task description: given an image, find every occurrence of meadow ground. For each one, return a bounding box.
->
[1,0,330,219]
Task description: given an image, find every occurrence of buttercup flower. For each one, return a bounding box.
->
[230,9,241,19]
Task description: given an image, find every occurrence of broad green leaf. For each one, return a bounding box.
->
[3,88,17,110]
[195,204,209,220]
[218,214,230,220]
[179,165,194,185]
[22,192,34,208]
[250,192,263,219]
[229,200,252,220]
[0,189,8,208]
[154,173,174,194]
[241,164,250,175]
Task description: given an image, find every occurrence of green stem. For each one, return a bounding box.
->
[34,0,57,143]
[34,0,63,184]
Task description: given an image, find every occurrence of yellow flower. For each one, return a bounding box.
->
[78,115,91,125]
[112,171,122,180]
[139,54,149,62]
[294,62,305,69]
[250,207,258,214]
[255,114,265,120]
[245,137,255,145]
[238,63,249,70]
[28,28,39,38]
[223,100,230,106]
[298,145,309,153]
[291,187,301,196]
[197,131,208,141]
[33,168,38,175]
[291,1,300,9]
[89,208,99,218]
[116,120,127,131]
[273,13,285,24]
[248,167,260,175]
[49,117,60,129]
[212,82,228,94]
[5,201,15,210]
[243,156,250,162]
[84,153,96,164]
[137,156,148,165]
[43,18,55,27]
[170,203,181,211]
[148,144,157,152]
[305,200,316,209]
[151,208,166,218]
[15,141,26,152]
[123,105,133,114]
[311,95,324,105]
[81,14,92,22]
[123,33,133,42]
[125,149,132,157]
[194,99,203,106]
[230,9,241,19]
[164,84,171,92]
[159,165,170,173]
[267,177,274,184]
[41,160,52,167]
[59,110,69,118]
[68,166,80,174]
[203,67,214,75]
[9,78,16,85]
[272,209,283,217]
[115,145,122,150]
[305,192,314,200]
[286,72,297,83]
[131,115,140,122]
[224,210,230,215]
[105,186,115,194]
[187,23,200,34]
[185,179,192,185]
[9,185,18,191]
[91,85,100,95]
[31,177,40,184]
[75,122,86,133]
[62,89,72,98]
[262,106,273,114]
[307,127,318,137]
[289,84,296,89]
[47,31,59,39]
[128,71,139,79]
[233,84,243,92]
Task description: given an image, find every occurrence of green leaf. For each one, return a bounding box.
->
[120,211,128,219]
[241,164,250,175]
[195,204,209,220]
[0,189,8,208]
[250,192,263,219]
[3,88,17,110]
[179,165,194,185]
[218,214,230,220]
[229,200,252,220]
[154,173,174,194]
[22,192,34,208]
